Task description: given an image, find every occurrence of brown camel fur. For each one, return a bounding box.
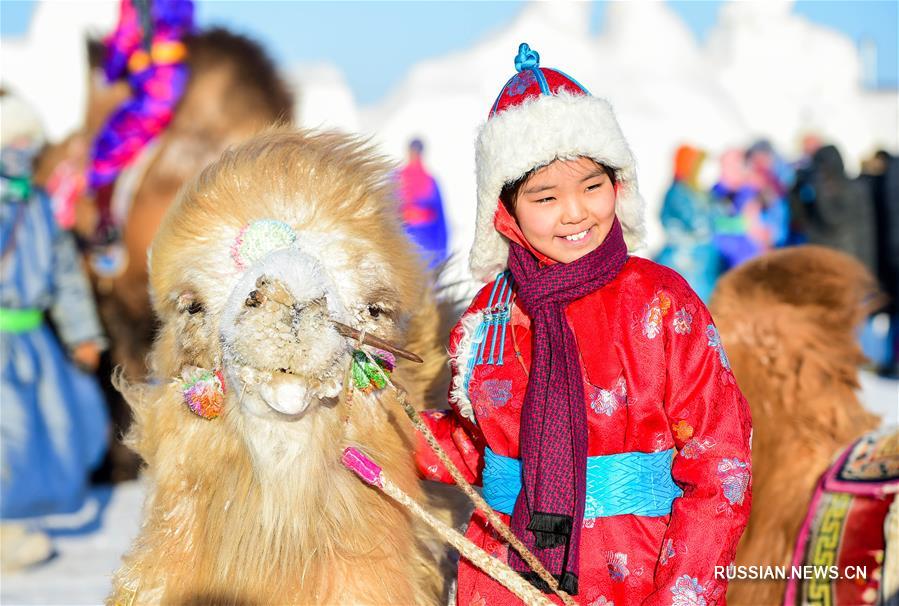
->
[109,128,449,604]
[711,246,883,605]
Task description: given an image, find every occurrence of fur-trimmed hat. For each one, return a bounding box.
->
[0,90,45,150]
[470,43,645,282]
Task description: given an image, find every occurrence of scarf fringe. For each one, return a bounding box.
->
[527,512,573,549]
[521,571,579,596]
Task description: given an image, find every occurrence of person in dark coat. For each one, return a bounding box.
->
[863,151,898,302]
[862,150,899,377]
[791,145,876,273]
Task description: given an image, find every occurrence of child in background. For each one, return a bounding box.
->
[416,44,752,606]
[396,138,449,269]
[0,92,109,570]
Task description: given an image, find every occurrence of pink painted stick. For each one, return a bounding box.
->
[340,446,552,605]
[342,447,384,488]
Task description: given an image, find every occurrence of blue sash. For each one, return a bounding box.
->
[482,447,683,518]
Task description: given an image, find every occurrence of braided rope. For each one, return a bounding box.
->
[355,348,576,606]
[344,449,552,606]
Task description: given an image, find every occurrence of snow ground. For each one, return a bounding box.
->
[859,369,899,427]
[1,481,143,605]
[1,372,895,606]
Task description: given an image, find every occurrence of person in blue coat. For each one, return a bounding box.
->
[0,93,109,571]
[655,144,721,301]
[710,148,766,272]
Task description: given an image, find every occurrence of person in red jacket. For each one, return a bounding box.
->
[416,43,752,606]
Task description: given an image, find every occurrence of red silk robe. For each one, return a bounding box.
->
[417,257,752,606]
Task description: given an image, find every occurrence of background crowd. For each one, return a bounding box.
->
[1,0,896,601]
[653,139,899,377]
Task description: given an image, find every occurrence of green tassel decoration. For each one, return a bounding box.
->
[351,349,396,393]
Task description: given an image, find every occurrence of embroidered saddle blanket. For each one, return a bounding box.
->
[784,427,899,606]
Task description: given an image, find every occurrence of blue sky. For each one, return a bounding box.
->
[2,1,896,105]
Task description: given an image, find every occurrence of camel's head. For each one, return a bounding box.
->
[119,130,447,605]
[146,129,432,428]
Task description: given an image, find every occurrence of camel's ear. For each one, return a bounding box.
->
[114,377,175,465]
[395,283,447,409]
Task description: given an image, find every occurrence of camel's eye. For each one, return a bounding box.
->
[176,292,204,315]
[364,288,398,321]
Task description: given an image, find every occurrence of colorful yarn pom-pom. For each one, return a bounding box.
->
[181,367,226,419]
[231,219,298,270]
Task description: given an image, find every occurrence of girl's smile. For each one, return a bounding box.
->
[512,156,617,264]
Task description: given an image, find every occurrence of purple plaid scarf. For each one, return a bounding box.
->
[506,218,628,595]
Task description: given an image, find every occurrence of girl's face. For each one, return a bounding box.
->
[513,157,617,264]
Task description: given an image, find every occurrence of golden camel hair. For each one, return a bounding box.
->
[109,128,451,605]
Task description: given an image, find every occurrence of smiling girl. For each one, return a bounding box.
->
[416,44,752,606]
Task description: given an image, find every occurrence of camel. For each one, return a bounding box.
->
[109,128,449,604]
[93,28,294,379]
[36,28,294,480]
[711,246,891,605]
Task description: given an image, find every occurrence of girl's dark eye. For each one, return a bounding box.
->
[187,301,204,315]
[368,305,383,318]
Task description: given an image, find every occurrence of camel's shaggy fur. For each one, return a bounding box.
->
[109,129,448,605]
[711,246,883,605]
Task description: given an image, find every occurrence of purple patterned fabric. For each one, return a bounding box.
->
[89,0,194,194]
[506,218,628,594]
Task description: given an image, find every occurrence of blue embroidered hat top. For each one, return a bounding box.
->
[488,43,590,118]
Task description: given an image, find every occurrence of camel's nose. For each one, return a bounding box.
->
[243,276,421,365]
[245,276,295,309]
[244,275,331,336]
[244,289,265,308]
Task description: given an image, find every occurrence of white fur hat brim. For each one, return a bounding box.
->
[470,91,645,282]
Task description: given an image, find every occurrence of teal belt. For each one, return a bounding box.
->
[482,447,683,518]
[0,308,43,333]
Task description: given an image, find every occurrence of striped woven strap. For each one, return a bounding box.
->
[0,308,43,333]
[483,447,683,518]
